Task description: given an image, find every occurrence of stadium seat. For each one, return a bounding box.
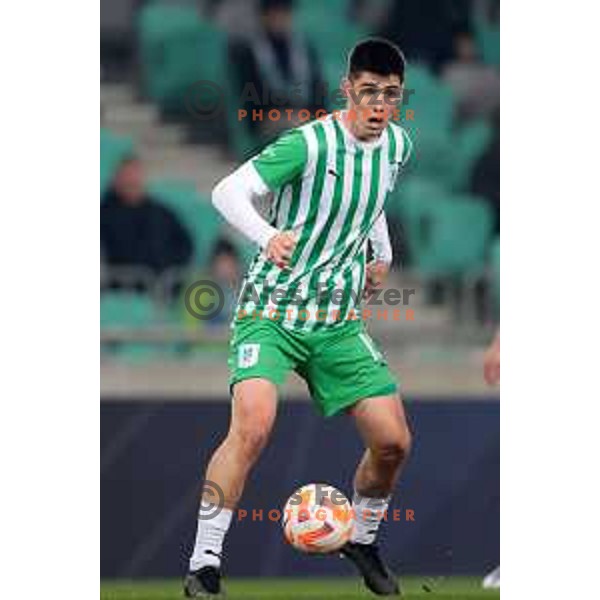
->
[385,176,445,223]
[452,119,493,189]
[297,0,352,19]
[100,292,160,361]
[394,183,494,276]
[474,19,500,67]
[147,179,223,266]
[401,65,492,191]
[404,64,455,135]
[401,65,460,188]
[100,129,134,197]
[406,130,456,189]
[101,291,157,327]
[294,17,368,103]
[223,69,263,161]
[138,3,227,113]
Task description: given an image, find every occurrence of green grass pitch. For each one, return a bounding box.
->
[101,577,500,599]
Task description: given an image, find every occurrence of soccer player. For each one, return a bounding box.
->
[185,38,412,597]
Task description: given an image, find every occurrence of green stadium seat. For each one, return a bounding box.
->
[138,3,227,113]
[400,65,492,191]
[223,69,263,161]
[385,177,445,223]
[297,0,352,18]
[101,291,157,328]
[147,179,223,266]
[294,16,368,103]
[404,64,455,135]
[408,120,492,191]
[406,130,455,188]
[394,183,494,276]
[452,119,493,189]
[100,292,160,362]
[474,20,500,68]
[401,65,460,188]
[100,129,134,197]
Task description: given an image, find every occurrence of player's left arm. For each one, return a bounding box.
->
[365,212,393,300]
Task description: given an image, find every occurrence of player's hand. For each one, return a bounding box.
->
[483,334,500,386]
[364,261,389,302]
[266,231,297,269]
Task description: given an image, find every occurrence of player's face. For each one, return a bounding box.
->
[343,71,403,141]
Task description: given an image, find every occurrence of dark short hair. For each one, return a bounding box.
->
[348,38,405,82]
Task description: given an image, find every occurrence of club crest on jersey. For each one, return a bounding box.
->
[238,343,260,368]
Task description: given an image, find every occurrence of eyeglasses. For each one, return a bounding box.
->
[349,85,403,107]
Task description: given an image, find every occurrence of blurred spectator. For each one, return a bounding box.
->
[101,158,193,288]
[442,31,500,122]
[208,238,241,324]
[380,0,470,70]
[351,0,392,31]
[474,0,500,27]
[202,0,261,37]
[227,0,327,140]
[210,238,241,286]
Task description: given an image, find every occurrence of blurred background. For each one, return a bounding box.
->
[101,0,500,582]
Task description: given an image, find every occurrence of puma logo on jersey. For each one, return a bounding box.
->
[328,168,340,178]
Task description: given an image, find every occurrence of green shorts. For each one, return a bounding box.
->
[228,317,398,417]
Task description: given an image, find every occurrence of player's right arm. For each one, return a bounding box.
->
[211,129,307,268]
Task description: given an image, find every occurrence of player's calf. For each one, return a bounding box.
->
[186,379,277,592]
[366,427,412,489]
[340,395,411,595]
[352,396,412,498]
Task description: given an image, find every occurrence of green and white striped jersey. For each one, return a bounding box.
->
[237,113,412,331]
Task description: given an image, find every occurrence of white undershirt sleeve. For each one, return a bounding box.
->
[369,212,393,266]
[211,162,279,249]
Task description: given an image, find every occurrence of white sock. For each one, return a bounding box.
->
[351,491,390,545]
[189,507,233,571]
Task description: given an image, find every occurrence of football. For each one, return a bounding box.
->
[282,483,355,554]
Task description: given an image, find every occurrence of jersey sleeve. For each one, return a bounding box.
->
[251,128,308,190]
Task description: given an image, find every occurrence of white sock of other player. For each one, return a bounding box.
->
[351,490,390,545]
[189,505,233,571]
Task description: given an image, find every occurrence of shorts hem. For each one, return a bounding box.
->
[228,372,283,396]
[321,382,399,417]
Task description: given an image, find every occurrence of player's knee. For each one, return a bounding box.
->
[230,381,277,460]
[234,423,271,459]
[375,427,411,465]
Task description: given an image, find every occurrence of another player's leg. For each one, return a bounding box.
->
[342,394,412,596]
[184,378,277,597]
